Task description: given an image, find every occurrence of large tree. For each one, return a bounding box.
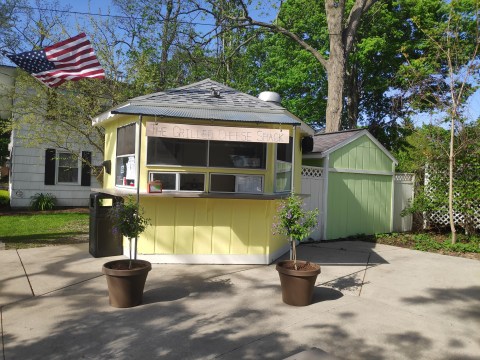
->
[195,0,378,132]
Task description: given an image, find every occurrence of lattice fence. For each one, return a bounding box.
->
[426,189,480,230]
[301,166,324,179]
[428,207,480,230]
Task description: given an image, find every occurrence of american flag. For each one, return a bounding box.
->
[6,33,105,88]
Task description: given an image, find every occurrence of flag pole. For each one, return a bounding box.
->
[134,114,143,260]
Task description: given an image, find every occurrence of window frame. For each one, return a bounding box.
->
[148,171,206,192]
[116,123,137,188]
[146,137,267,170]
[209,173,264,194]
[56,151,80,185]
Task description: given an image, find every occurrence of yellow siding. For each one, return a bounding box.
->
[134,198,284,256]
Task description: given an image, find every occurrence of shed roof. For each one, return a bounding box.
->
[309,129,397,164]
[93,79,312,133]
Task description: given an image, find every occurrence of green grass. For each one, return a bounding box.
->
[0,213,89,249]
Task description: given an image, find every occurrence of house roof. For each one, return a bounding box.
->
[93,79,313,133]
[309,129,398,164]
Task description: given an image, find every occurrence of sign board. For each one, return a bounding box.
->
[146,122,289,143]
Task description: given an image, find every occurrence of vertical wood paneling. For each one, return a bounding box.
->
[230,200,251,254]
[154,198,176,253]
[248,201,268,255]
[174,199,195,254]
[327,173,392,239]
[212,201,233,254]
[193,199,212,254]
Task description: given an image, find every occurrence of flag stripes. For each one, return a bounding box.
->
[6,32,105,88]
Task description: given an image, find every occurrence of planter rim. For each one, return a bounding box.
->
[102,259,152,277]
[276,260,321,277]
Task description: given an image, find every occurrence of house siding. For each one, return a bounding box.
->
[9,129,101,208]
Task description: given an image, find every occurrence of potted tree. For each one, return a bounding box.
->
[273,194,320,306]
[102,196,151,308]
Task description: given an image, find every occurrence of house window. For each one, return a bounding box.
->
[149,172,205,192]
[210,174,263,194]
[116,123,136,187]
[57,152,79,183]
[275,137,293,192]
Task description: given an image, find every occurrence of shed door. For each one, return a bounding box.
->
[301,166,325,240]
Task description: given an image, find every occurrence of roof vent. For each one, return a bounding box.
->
[258,91,281,104]
[210,88,221,98]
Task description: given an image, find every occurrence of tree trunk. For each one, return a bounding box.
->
[448,115,457,244]
[325,0,346,132]
[346,63,359,129]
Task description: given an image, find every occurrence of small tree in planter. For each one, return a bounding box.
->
[102,196,152,308]
[273,194,320,306]
[109,196,150,269]
[273,194,319,269]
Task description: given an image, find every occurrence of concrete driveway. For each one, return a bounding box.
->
[1,241,479,359]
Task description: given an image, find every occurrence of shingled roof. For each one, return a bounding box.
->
[309,129,397,164]
[311,129,365,154]
[93,79,306,127]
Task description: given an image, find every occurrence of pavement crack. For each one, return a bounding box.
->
[16,250,34,297]
[358,252,372,297]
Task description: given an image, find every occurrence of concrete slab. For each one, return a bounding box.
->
[2,241,479,360]
[0,249,33,306]
[16,243,124,296]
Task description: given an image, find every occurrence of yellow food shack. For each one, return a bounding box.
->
[92,79,314,264]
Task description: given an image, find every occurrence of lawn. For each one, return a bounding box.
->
[0,212,89,249]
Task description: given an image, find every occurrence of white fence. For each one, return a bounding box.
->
[301,166,325,240]
[393,173,414,232]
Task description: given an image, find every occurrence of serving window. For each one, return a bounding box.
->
[116,123,136,187]
[210,174,263,194]
[275,137,293,192]
[209,141,266,169]
[146,137,266,169]
[149,172,205,192]
[147,138,208,167]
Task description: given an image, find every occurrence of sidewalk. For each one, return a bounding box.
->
[1,241,479,359]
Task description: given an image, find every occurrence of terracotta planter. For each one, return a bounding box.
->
[102,259,152,308]
[276,260,321,306]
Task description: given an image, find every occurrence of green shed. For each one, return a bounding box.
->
[302,129,398,240]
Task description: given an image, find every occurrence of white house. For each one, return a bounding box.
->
[1,65,102,208]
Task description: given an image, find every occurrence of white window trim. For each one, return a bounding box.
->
[148,171,206,192]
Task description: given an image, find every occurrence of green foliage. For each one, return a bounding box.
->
[374,232,480,254]
[30,193,56,211]
[400,122,480,234]
[109,196,150,239]
[273,194,319,243]
[0,189,9,206]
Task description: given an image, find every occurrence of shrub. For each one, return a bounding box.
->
[0,190,9,207]
[30,193,56,211]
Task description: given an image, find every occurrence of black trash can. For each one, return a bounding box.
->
[89,193,123,257]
